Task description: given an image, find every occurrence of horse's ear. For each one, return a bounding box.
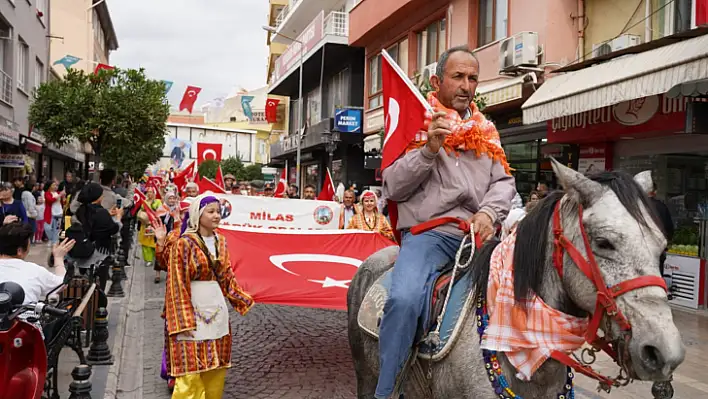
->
[550,158,603,204]
[633,170,653,194]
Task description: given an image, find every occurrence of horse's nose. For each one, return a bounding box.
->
[638,341,685,377]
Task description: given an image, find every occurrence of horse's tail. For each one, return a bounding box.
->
[471,238,501,301]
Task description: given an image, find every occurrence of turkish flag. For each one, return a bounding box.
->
[317,167,335,201]
[381,50,431,170]
[131,188,146,216]
[198,176,226,194]
[215,166,225,190]
[179,85,202,114]
[147,177,163,200]
[224,227,397,310]
[174,161,196,195]
[197,142,222,165]
[265,98,280,123]
[273,169,287,198]
[94,63,114,74]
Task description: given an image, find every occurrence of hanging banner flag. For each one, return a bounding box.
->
[173,161,196,194]
[94,63,115,74]
[162,80,174,94]
[265,98,281,123]
[318,167,335,201]
[179,86,202,114]
[241,95,255,120]
[225,227,396,310]
[53,55,81,69]
[217,195,341,230]
[196,142,222,165]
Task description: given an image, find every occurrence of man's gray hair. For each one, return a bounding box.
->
[435,45,479,81]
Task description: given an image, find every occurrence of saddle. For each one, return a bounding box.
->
[357,218,484,361]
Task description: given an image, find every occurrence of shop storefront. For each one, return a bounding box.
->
[0,124,21,182]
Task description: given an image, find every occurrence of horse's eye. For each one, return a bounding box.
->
[595,238,615,251]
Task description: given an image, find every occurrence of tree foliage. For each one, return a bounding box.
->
[242,164,264,181]
[29,68,170,178]
[220,156,244,179]
[197,159,219,179]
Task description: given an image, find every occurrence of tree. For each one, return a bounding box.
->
[220,156,244,180]
[197,159,219,179]
[242,164,264,181]
[29,68,169,180]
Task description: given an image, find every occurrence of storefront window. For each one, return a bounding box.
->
[306,87,321,127]
[304,163,320,192]
[387,38,409,76]
[368,55,382,109]
[416,18,446,72]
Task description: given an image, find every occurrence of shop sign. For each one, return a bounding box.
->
[664,254,702,309]
[0,154,25,168]
[578,144,607,175]
[0,125,20,146]
[548,95,687,143]
[492,110,524,131]
[272,11,324,82]
[334,108,363,133]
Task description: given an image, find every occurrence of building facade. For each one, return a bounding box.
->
[49,0,118,77]
[268,0,368,194]
[521,0,708,309]
[349,0,579,195]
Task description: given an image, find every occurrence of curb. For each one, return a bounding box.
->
[103,238,145,399]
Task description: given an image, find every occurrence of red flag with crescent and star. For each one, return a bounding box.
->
[131,188,146,216]
[198,176,226,194]
[265,98,280,123]
[273,169,287,198]
[224,227,396,310]
[173,161,196,195]
[197,142,222,165]
[179,85,202,114]
[94,63,114,74]
[317,167,335,201]
[215,166,225,190]
[381,49,432,243]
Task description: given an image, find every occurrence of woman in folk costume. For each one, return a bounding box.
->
[137,186,164,271]
[346,190,395,241]
[152,197,193,392]
[165,194,254,398]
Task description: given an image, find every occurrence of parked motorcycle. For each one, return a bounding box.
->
[0,281,69,399]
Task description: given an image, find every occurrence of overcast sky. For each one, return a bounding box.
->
[108,0,270,110]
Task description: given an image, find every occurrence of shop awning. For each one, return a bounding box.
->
[522,34,708,124]
[477,74,530,108]
[667,78,708,98]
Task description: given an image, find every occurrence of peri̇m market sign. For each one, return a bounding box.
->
[547,94,688,143]
[216,195,341,230]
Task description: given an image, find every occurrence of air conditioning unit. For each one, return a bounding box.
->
[592,34,641,57]
[499,31,539,72]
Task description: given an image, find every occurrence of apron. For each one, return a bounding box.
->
[176,282,229,341]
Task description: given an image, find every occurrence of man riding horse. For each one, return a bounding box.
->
[377,46,516,399]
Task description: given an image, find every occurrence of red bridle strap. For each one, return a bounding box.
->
[550,200,667,384]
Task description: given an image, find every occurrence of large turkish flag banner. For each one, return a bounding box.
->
[223,227,397,310]
[197,142,223,165]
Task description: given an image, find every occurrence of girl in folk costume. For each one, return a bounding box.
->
[346,190,395,241]
[137,186,163,272]
[165,194,254,398]
[152,197,193,392]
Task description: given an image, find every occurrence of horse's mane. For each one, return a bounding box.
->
[512,170,662,302]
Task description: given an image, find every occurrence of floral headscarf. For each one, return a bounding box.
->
[180,194,220,236]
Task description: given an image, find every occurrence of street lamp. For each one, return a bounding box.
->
[263,25,304,191]
[322,130,340,172]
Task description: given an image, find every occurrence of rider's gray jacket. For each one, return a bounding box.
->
[382,146,516,237]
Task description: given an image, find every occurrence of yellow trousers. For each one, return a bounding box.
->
[171,368,226,399]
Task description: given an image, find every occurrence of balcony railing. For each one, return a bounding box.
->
[274,4,289,28]
[0,69,12,105]
[324,11,348,37]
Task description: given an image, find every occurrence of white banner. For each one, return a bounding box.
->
[216,195,341,230]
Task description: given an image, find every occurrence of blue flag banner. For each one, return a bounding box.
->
[53,55,81,69]
[241,95,255,120]
[162,80,174,94]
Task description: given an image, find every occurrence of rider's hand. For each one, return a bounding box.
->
[52,238,76,259]
[469,212,495,242]
[152,218,167,243]
[3,215,18,224]
[425,111,451,154]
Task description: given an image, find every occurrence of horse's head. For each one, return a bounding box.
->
[550,160,684,382]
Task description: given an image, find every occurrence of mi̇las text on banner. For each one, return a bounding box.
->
[223,227,397,310]
[216,195,341,230]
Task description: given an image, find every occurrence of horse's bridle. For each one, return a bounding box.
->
[549,201,668,390]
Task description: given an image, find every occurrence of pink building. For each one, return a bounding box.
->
[349,0,579,194]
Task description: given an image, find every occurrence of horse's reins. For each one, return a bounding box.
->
[549,201,667,390]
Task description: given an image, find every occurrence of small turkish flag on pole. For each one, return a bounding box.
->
[381,49,433,243]
[94,63,114,74]
[179,85,202,114]
[131,188,146,216]
[173,161,196,195]
[197,142,222,165]
[317,167,336,201]
[265,98,280,123]
[274,169,287,198]
[198,177,226,194]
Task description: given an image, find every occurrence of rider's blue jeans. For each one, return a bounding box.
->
[375,230,462,398]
